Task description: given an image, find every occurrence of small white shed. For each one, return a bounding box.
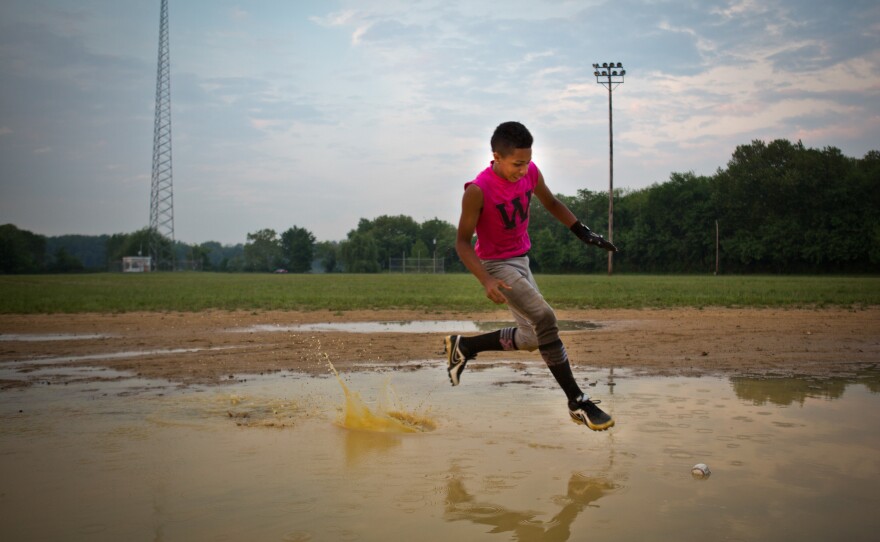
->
[122,256,152,273]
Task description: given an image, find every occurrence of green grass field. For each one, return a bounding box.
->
[0,273,877,314]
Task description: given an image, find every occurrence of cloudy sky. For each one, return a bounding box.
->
[1,0,878,245]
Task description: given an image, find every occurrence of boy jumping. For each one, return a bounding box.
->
[446,121,617,431]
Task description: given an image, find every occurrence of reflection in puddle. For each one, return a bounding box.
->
[1,365,878,541]
[445,470,618,542]
[731,368,880,405]
[229,320,600,334]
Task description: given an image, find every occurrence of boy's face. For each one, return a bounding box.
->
[492,147,532,182]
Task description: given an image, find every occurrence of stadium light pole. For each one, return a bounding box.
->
[593,62,625,275]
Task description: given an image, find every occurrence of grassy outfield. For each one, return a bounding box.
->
[0,273,877,314]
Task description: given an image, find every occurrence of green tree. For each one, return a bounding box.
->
[45,234,108,270]
[613,187,650,272]
[200,242,244,272]
[529,228,562,272]
[419,218,459,270]
[354,215,420,269]
[244,229,282,272]
[637,172,714,272]
[410,239,429,259]
[281,226,316,273]
[48,247,85,273]
[528,190,607,273]
[0,224,46,273]
[710,139,878,273]
[187,244,212,271]
[859,151,880,265]
[315,241,339,273]
[222,253,246,272]
[199,241,223,270]
[106,228,167,268]
[340,231,380,272]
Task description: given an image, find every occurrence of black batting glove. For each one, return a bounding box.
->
[570,221,618,252]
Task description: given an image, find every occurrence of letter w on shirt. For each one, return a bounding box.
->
[495,191,532,230]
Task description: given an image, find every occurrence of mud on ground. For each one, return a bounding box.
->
[1,308,878,389]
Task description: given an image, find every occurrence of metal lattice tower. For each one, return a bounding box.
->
[149,0,175,270]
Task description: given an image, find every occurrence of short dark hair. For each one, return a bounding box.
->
[491,121,533,156]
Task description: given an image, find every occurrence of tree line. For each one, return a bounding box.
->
[587,139,879,274]
[2,139,877,274]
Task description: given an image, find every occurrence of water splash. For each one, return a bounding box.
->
[323,353,436,433]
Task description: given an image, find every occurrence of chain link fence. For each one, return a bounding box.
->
[388,257,445,273]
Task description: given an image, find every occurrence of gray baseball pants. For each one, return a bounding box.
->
[481,255,558,352]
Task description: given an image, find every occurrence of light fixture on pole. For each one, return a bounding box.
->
[593,61,625,275]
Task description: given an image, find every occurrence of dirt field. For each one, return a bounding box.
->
[1,308,878,389]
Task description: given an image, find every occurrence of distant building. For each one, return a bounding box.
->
[122,256,152,273]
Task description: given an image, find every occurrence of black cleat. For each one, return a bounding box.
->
[444,335,470,386]
[568,394,615,431]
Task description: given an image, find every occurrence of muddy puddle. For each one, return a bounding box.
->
[0,346,244,370]
[1,363,878,541]
[0,333,113,342]
[229,320,601,334]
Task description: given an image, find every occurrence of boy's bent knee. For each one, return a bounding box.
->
[532,308,559,344]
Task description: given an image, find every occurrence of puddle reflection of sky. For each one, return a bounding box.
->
[0,346,243,371]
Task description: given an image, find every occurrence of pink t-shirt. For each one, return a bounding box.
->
[464,161,539,260]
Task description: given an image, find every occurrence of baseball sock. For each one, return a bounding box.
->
[539,339,583,403]
[459,327,517,358]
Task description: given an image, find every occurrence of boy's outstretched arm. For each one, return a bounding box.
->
[534,171,618,252]
[456,184,511,304]
[533,171,578,226]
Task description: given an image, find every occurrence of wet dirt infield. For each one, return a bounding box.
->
[2,308,878,387]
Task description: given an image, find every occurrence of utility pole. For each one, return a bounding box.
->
[715,220,720,275]
[150,0,175,270]
[593,62,626,275]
